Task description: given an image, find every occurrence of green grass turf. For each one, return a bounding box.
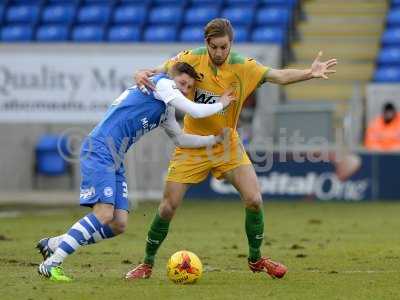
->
[1,201,400,300]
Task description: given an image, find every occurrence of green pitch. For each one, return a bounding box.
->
[1,201,400,300]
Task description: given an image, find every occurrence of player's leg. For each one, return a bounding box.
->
[125,181,189,280]
[37,156,120,281]
[223,164,287,278]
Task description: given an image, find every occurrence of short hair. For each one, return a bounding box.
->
[383,102,396,112]
[170,62,200,81]
[204,18,234,42]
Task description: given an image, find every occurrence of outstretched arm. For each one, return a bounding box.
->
[156,79,235,118]
[266,51,337,85]
[161,107,223,148]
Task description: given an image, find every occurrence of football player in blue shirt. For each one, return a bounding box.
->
[36,62,235,281]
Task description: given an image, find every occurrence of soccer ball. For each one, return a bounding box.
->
[167,250,203,284]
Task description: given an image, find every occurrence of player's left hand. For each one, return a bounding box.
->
[310,51,337,80]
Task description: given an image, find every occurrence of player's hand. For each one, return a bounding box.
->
[215,128,232,143]
[134,69,156,94]
[219,88,236,108]
[310,51,337,80]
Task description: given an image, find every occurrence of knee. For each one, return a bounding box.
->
[110,220,127,235]
[94,206,114,224]
[159,195,179,220]
[244,192,263,211]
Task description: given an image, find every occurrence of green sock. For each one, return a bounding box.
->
[144,213,170,265]
[245,208,264,262]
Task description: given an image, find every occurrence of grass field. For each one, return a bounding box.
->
[1,200,400,300]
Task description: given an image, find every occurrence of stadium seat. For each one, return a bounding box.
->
[72,25,104,41]
[152,0,186,4]
[119,0,151,4]
[377,48,400,65]
[387,9,400,27]
[259,0,298,7]
[251,27,285,44]
[113,5,147,25]
[180,26,203,42]
[34,134,73,188]
[374,67,400,82]
[225,0,257,5]
[392,0,400,8]
[41,5,76,24]
[234,26,249,42]
[184,6,219,25]
[107,25,140,42]
[256,7,292,27]
[0,5,4,20]
[6,5,40,24]
[221,6,255,26]
[76,5,111,24]
[382,28,400,46]
[36,25,69,41]
[189,0,223,5]
[148,6,182,25]
[1,25,33,41]
[143,25,177,42]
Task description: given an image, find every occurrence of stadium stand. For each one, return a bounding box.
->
[0,0,297,44]
[375,1,400,82]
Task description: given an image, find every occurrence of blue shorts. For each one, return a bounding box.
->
[79,143,130,212]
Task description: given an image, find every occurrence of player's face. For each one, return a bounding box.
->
[174,73,195,96]
[206,35,231,66]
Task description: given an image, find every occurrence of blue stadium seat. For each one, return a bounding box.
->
[107,25,140,42]
[119,0,151,4]
[152,0,186,4]
[377,48,400,65]
[225,0,257,5]
[184,6,219,25]
[256,7,291,27]
[1,25,33,41]
[251,27,285,44]
[47,0,80,3]
[387,9,400,27]
[143,25,177,42]
[259,0,298,8]
[392,0,400,8]
[180,26,203,42]
[374,67,400,82]
[72,25,104,41]
[148,6,182,25]
[6,5,40,24]
[234,26,249,42]
[36,25,69,41]
[222,6,254,26]
[113,5,147,25]
[35,134,70,176]
[10,0,42,3]
[41,5,76,24]
[382,28,400,46]
[189,0,223,6]
[77,5,111,24]
[0,4,3,18]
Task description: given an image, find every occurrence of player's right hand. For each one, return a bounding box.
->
[219,88,236,108]
[215,128,232,143]
[134,69,156,94]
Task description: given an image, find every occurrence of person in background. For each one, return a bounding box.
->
[365,102,400,151]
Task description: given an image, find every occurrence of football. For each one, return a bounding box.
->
[166,250,203,284]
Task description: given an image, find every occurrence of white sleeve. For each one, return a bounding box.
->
[161,106,218,148]
[155,78,223,118]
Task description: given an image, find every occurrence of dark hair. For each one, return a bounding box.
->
[170,62,200,81]
[384,102,396,112]
[204,18,234,42]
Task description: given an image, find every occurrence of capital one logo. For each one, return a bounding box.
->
[210,172,370,201]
